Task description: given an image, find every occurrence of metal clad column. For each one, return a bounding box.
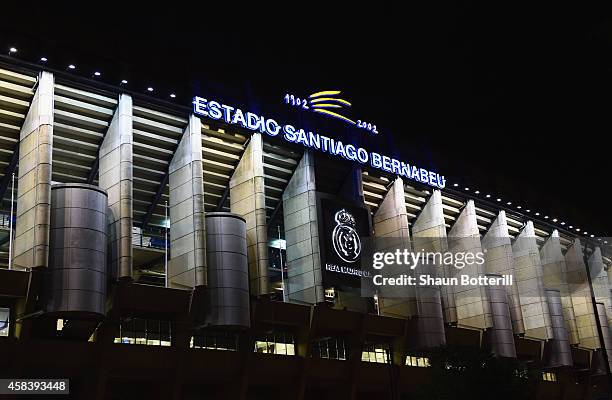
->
[447,200,491,329]
[487,274,517,358]
[14,71,54,269]
[373,177,416,318]
[565,238,600,349]
[98,94,133,279]
[482,211,524,334]
[590,247,612,330]
[204,212,249,327]
[168,115,206,289]
[540,230,578,344]
[282,151,324,304]
[512,221,553,340]
[545,289,573,367]
[411,190,447,347]
[229,133,268,296]
[47,184,107,316]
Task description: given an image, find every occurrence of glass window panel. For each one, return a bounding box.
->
[0,308,9,337]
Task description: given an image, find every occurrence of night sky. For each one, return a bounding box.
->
[2,3,611,235]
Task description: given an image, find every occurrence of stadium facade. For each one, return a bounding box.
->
[0,55,611,399]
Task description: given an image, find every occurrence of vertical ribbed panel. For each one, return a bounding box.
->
[230,133,268,296]
[545,289,573,367]
[512,221,552,340]
[374,177,416,318]
[482,211,524,334]
[283,151,324,304]
[565,239,600,349]
[411,190,447,347]
[486,274,516,358]
[447,200,491,329]
[540,230,579,344]
[14,71,54,270]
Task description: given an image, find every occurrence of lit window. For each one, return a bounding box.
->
[311,337,347,360]
[56,319,65,332]
[191,330,238,351]
[254,332,296,355]
[542,372,557,382]
[405,356,430,367]
[113,318,171,346]
[0,308,9,337]
[361,344,391,364]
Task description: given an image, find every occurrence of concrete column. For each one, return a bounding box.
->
[590,248,612,334]
[168,116,206,289]
[373,177,415,318]
[482,211,524,334]
[412,190,455,324]
[447,200,491,329]
[13,71,54,270]
[540,230,579,344]
[230,133,268,296]
[565,238,600,349]
[512,221,553,340]
[98,94,133,279]
[282,151,324,304]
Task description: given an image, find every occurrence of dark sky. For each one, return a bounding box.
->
[2,2,612,235]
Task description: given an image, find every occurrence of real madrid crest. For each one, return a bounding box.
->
[332,209,361,263]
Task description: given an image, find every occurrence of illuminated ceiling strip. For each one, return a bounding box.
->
[309,97,352,106]
[309,90,342,98]
[312,109,356,125]
[311,103,343,108]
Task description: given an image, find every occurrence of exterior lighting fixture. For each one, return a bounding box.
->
[120,80,128,85]
[93,71,101,77]
[569,225,573,229]
[453,183,459,187]
[590,234,595,238]
[147,87,154,92]
[561,222,565,225]
[535,212,540,216]
[40,57,47,62]
[552,218,557,222]
[526,209,531,212]
[8,47,17,55]
[544,216,549,219]
[517,206,522,209]
[464,187,469,191]
[506,202,512,205]
[68,64,76,70]
[486,194,491,198]
[170,93,176,98]
[475,190,480,194]
[576,228,580,232]
[496,198,501,202]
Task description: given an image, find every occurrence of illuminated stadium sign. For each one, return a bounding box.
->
[193,96,446,189]
[284,90,379,134]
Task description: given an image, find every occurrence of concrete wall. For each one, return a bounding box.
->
[168,115,207,289]
[512,221,552,340]
[14,71,54,270]
[98,94,133,279]
[283,151,324,304]
[447,200,491,329]
[230,133,268,296]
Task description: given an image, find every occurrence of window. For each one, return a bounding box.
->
[361,343,391,364]
[0,308,9,337]
[311,337,347,360]
[542,372,557,382]
[113,318,171,346]
[191,330,238,351]
[405,356,430,367]
[254,332,295,355]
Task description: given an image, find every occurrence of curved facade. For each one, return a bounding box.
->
[46,183,107,317]
[203,212,250,328]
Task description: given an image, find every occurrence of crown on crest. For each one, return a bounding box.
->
[334,209,355,227]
